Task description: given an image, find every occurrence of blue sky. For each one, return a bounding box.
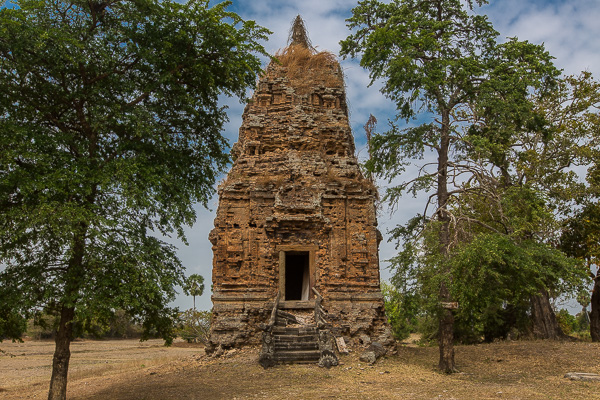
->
[169,0,600,312]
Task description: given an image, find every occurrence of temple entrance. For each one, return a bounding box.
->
[284,252,310,301]
[278,247,315,304]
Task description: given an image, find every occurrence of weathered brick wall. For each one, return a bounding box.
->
[208,47,393,351]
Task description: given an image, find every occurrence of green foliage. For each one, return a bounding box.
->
[555,309,592,337]
[388,218,586,343]
[575,311,591,334]
[556,309,578,335]
[176,309,211,344]
[469,72,600,209]
[342,0,595,349]
[450,233,586,341]
[562,203,600,267]
[386,222,455,342]
[25,314,59,340]
[75,309,144,339]
[0,0,269,345]
[24,309,143,340]
[183,274,205,309]
[561,202,600,319]
[185,274,205,298]
[0,306,27,341]
[341,0,502,121]
[381,281,419,340]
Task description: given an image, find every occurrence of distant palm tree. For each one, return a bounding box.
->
[184,274,205,310]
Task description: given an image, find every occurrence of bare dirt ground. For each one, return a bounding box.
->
[1,337,599,399]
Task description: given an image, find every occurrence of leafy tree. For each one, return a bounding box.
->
[0,1,269,399]
[559,95,600,340]
[562,203,600,340]
[556,309,578,336]
[449,230,583,342]
[575,310,591,335]
[177,308,211,344]
[74,308,143,339]
[23,309,142,340]
[341,0,558,372]
[444,177,589,340]
[469,72,600,338]
[0,304,26,340]
[184,273,205,310]
[381,280,420,341]
[405,74,599,342]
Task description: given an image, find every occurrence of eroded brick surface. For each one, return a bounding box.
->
[208,44,393,351]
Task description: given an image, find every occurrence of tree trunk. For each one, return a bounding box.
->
[436,110,455,372]
[47,191,91,400]
[530,290,563,340]
[48,306,75,400]
[438,282,455,372]
[590,277,600,342]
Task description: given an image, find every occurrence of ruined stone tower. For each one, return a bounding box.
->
[208,17,393,351]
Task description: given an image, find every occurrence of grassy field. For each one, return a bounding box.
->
[1,338,599,399]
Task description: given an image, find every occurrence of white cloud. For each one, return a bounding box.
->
[486,0,600,77]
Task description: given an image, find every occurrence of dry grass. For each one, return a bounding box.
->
[0,338,200,399]
[275,45,337,72]
[2,339,600,399]
[67,354,176,381]
[273,45,343,93]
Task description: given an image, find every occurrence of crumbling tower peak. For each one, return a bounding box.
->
[288,15,312,49]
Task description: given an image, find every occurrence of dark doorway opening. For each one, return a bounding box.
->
[285,252,310,301]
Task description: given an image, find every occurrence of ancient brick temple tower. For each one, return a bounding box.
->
[207,17,393,352]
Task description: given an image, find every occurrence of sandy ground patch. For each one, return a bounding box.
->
[1,339,599,399]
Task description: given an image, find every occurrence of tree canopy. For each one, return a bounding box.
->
[183,273,205,310]
[0,1,269,398]
[341,0,592,371]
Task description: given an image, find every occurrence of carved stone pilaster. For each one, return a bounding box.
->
[258,328,275,368]
[317,329,338,368]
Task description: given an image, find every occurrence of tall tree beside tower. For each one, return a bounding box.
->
[0,1,269,399]
[341,0,559,372]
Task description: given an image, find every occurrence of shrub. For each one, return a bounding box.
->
[26,314,58,340]
[381,281,419,341]
[575,311,590,333]
[556,309,577,335]
[177,309,211,344]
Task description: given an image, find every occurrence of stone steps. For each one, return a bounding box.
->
[274,341,319,351]
[273,349,321,363]
[272,326,317,335]
[274,334,318,343]
[272,318,320,365]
